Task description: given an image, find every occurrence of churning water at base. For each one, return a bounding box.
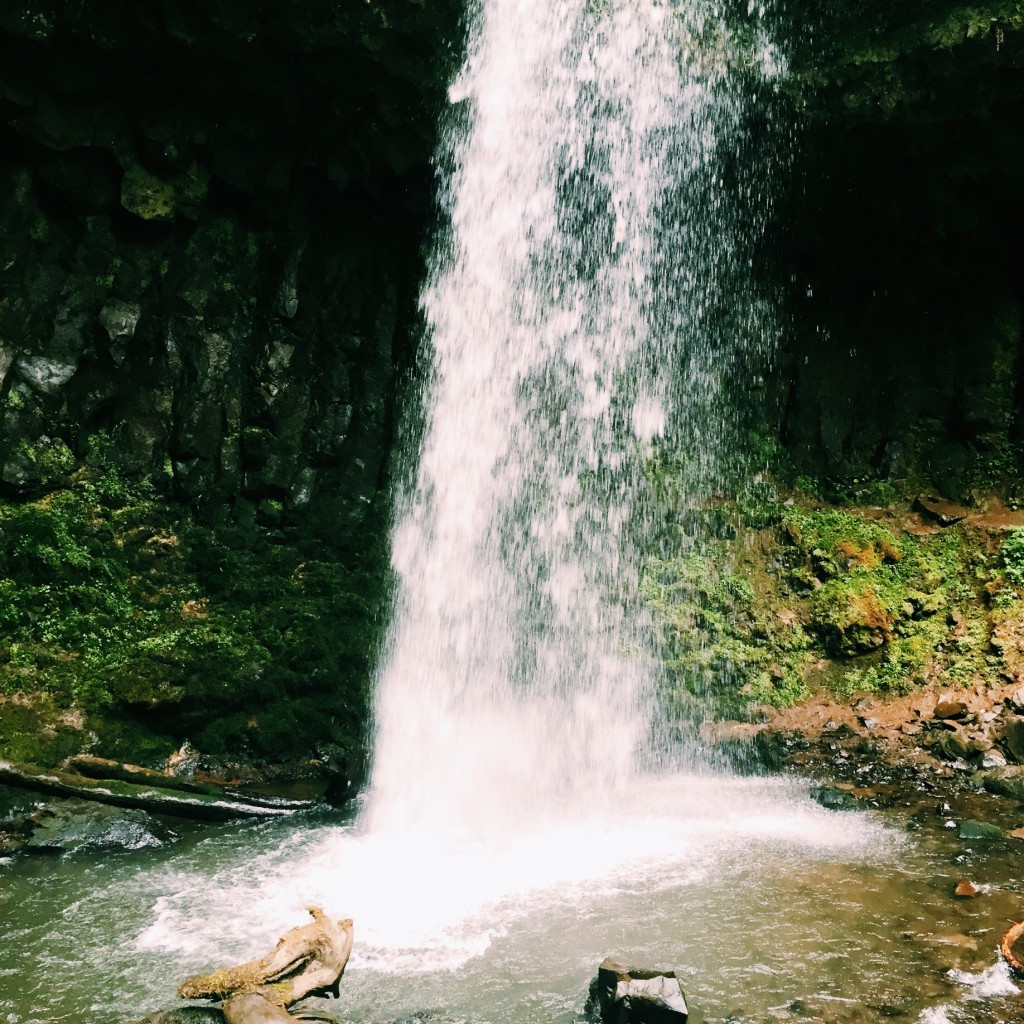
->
[366,0,780,837]
[2,776,914,1024]
[3,786,1022,1024]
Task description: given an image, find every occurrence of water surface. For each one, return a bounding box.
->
[3,773,1022,1024]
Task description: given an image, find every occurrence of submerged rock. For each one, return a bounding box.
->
[23,799,176,854]
[586,958,688,1024]
[129,1010,225,1024]
[957,819,1005,841]
[810,785,859,811]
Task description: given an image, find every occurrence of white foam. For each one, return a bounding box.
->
[948,959,1021,998]
[135,775,894,974]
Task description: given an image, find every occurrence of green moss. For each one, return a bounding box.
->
[1002,528,1024,587]
[15,437,76,488]
[0,697,86,768]
[642,485,1012,716]
[0,430,386,765]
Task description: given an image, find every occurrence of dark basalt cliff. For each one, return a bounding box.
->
[775,0,1024,495]
[0,0,460,516]
[0,1,462,769]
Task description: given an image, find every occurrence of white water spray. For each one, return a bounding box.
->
[366,0,781,837]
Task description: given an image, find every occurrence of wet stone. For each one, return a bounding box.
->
[24,800,176,854]
[810,786,859,810]
[982,765,1024,800]
[1001,718,1024,762]
[953,879,979,898]
[957,819,1004,841]
[981,750,1007,769]
[586,958,688,1024]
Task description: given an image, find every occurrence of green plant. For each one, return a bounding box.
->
[1002,529,1024,588]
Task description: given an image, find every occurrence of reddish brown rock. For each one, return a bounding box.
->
[954,879,979,898]
[934,700,968,720]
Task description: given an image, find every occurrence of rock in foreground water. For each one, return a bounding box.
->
[586,958,688,1024]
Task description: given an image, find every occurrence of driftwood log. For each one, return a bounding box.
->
[1001,920,1024,976]
[0,758,314,822]
[178,907,353,1024]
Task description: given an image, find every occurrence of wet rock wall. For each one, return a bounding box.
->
[0,0,460,534]
[768,0,1024,497]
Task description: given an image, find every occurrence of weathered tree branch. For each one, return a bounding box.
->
[0,759,313,821]
[178,907,353,1010]
[1001,920,1024,976]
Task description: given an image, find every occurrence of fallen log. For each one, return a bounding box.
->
[65,754,315,811]
[1001,920,1024,976]
[0,759,310,822]
[179,907,353,1012]
[67,755,219,795]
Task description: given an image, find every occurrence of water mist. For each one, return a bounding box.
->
[365,0,784,838]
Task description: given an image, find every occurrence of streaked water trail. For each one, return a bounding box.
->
[366,0,782,838]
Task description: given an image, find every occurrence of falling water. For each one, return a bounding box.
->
[366,0,782,837]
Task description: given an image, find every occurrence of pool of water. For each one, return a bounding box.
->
[2,772,1022,1024]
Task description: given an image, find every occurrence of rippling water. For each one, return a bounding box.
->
[3,773,1023,1024]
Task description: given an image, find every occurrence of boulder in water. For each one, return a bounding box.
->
[586,958,688,1024]
[24,799,176,854]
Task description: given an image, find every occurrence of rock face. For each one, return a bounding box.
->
[763,2,1024,496]
[0,1,462,533]
[0,2,463,764]
[586,958,689,1024]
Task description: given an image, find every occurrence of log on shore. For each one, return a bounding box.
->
[179,907,353,1010]
[0,759,312,822]
[65,754,315,810]
[67,754,221,795]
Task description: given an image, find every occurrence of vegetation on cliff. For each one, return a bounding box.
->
[0,1,464,767]
[644,472,1024,724]
[0,0,1022,768]
[0,435,388,771]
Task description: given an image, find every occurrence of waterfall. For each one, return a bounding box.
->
[365,0,781,838]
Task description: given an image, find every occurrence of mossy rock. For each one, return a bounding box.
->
[810,580,898,656]
[120,163,209,222]
[958,819,1005,841]
[983,766,1024,800]
[0,698,88,768]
